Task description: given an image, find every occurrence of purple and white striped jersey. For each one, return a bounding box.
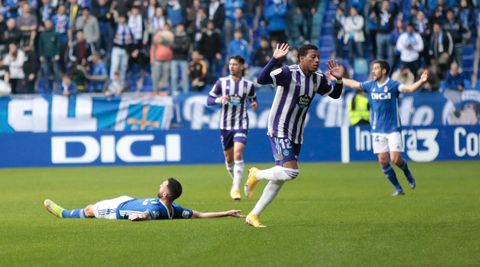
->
[208,76,256,130]
[267,64,342,144]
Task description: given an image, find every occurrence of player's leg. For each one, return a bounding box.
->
[245,137,300,198]
[221,130,234,180]
[43,199,89,219]
[373,133,403,196]
[90,196,133,219]
[388,132,416,189]
[231,142,245,200]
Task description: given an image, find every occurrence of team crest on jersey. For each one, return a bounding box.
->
[384,86,389,92]
[297,94,311,109]
[229,94,241,106]
[182,210,191,218]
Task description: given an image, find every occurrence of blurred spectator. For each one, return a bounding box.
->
[333,7,345,59]
[57,74,77,96]
[105,71,124,96]
[71,60,88,92]
[343,7,365,66]
[188,6,207,44]
[16,3,37,48]
[22,46,39,94]
[39,19,61,91]
[429,22,454,74]
[184,0,204,39]
[189,50,207,91]
[167,0,184,27]
[208,0,225,30]
[0,18,22,55]
[75,7,100,50]
[233,8,250,43]
[3,42,25,94]
[227,29,249,63]
[88,52,108,92]
[390,19,404,70]
[372,0,398,65]
[93,0,114,57]
[142,0,157,23]
[144,6,167,46]
[348,90,370,126]
[365,0,378,58]
[67,0,81,35]
[37,0,54,25]
[458,0,476,38]
[252,36,272,67]
[294,0,319,43]
[110,15,133,80]
[171,23,190,94]
[198,20,222,83]
[442,62,467,91]
[264,0,287,43]
[150,23,173,92]
[443,8,469,67]
[52,5,70,71]
[429,0,448,23]
[223,0,243,45]
[392,64,415,85]
[0,58,11,96]
[396,22,424,76]
[414,10,429,37]
[128,5,143,46]
[69,30,92,68]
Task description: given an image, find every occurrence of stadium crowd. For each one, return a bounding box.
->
[0,0,478,96]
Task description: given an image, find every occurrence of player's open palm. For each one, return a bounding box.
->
[325,59,342,80]
[273,43,289,60]
[420,70,429,83]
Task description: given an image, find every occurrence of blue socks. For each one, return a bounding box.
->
[381,164,402,191]
[398,160,411,177]
[61,209,85,218]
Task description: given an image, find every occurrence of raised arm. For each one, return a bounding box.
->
[401,70,428,93]
[257,43,289,85]
[341,78,363,90]
[191,210,243,219]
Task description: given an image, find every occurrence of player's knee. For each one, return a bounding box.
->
[282,167,299,180]
[391,156,402,166]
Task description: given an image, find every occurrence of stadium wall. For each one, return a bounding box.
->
[0,126,478,168]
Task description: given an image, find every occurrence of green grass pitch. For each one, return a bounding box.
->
[0,161,479,266]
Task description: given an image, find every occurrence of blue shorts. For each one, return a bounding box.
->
[269,136,301,166]
[221,129,248,150]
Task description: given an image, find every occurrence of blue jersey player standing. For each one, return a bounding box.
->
[243,43,344,227]
[44,178,243,221]
[207,55,258,201]
[340,60,428,196]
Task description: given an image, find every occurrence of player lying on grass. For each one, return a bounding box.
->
[44,178,243,221]
[336,60,428,196]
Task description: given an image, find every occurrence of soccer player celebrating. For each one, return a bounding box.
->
[244,43,343,227]
[44,178,243,221]
[338,60,428,196]
[207,55,258,201]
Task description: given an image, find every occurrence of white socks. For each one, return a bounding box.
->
[256,166,299,181]
[251,180,285,215]
[233,160,244,190]
[225,161,234,180]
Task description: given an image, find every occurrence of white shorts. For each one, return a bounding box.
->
[372,132,404,154]
[92,195,133,220]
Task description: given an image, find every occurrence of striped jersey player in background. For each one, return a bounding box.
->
[244,43,343,227]
[44,178,243,221]
[207,55,258,201]
[341,60,428,196]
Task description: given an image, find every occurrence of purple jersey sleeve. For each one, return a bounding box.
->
[248,83,257,102]
[316,73,343,99]
[207,80,223,106]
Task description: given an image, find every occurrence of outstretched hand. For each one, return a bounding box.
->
[226,210,244,218]
[419,70,429,83]
[273,43,289,60]
[324,59,342,81]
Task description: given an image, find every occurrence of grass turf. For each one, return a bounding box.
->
[0,161,479,266]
